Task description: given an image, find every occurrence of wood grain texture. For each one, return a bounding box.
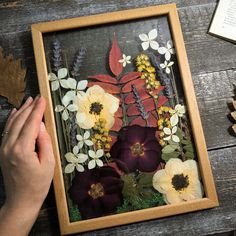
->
[0,0,235,235]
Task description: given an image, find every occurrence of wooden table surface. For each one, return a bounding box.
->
[0,0,235,235]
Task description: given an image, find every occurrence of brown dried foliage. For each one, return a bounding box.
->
[0,47,26,108]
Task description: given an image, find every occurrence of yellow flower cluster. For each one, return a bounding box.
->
[157,106,173,146]
[91,118,112,158]
[135,54,161,91]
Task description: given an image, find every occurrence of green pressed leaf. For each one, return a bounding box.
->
[184,145,194,153]
[162,144,177,154]
[162,151,180,162]
[184,151,195,159]
[69,206,82,222]
[137,172,153,188]
[181,139,191,145]
[121,174,138,199]
[176,127,183,141]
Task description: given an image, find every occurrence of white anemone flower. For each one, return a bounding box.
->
[170,104,186,127]
[158,40,175,60]
[119,54,131,67]
[160,60,174,74]
[139,29,159,51]
[88,149,104,169]
[63,78,88,101]
[76,131,94,149]
[55,95,78,121]
[163,126,180,143]
[48,68,68,91]
[64,147,88,173]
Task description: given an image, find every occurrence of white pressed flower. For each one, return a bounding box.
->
[55,94,78,121]
[139,29,159,51]
[48,68,68,91]
[76,131,94,149]
[64,147,88,173]
[157,40,175,60]
[119,54,131,67]
[63,78,88,101]
[88,149,104,169]
[163,126,180,143]
[160,60,174,74]
[170,104,186,126]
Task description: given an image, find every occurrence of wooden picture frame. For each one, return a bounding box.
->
[31,3,219,235]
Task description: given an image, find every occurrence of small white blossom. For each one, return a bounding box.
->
[55,95,78,120]
[88,149,104,170]
[157,40,175,60]
[64,147,88,173]
[169,104,186,126]
[139,29,159,51]
[160,60,174,74]
[119,54,131,67]
[163,126,180,143]
[48,68,68,91]
[76,131,94,149]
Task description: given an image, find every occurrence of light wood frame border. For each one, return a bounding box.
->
[31,3,219,235]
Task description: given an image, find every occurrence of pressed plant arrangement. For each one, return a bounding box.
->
[31,4,218,234]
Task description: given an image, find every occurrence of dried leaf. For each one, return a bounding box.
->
[114,107,123,117]
[0,47,26,107]
[231,111,236,121]
[130,112,157,127]
[110,117,123,131]
[121,79,145,93]
[157,95,168,107]
[232,124,236,134]
[130,116,146,126]
[109,35,123,77]
[161,151,180,162]
[88,74,118,84]
[88,82,120,94]
[119,72,142,84]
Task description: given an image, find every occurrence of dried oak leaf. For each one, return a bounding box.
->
[0,47,26,107]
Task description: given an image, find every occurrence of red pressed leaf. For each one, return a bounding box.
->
[111,117,123,132]
[114,107,123,117]
[147,112,158,127]
[125,87,150,104]
[157,95,168,107]
[126,97,155,116]
[130,116,146,126]
[109,36,123,77]
[88,82,120,94]
[119,72,142,84]
[121,79,145,93]
[88,74,118,84]
[129,112,157,127]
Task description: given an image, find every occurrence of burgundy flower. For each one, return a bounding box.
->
[69,166,123,219]
[110,125,162,172]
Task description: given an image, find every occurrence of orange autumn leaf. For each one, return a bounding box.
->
[0,47,26,108]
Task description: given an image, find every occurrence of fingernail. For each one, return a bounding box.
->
[25,96,33,104]
[40,122,46,132]
[10,108,17,115]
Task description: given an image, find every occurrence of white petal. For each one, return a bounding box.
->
[167,40,173,49]
[65,153,78,163]
[122,61,127,67]
[165,51,171,61]
[78,141,84,149]
[76,134,83,141]
[88,160,96,169]
[157,47,167,54]
[148,29,157,40]
[65,163,75,173]
[48,73,57,81]
[96,149,104,158]
[88,150,96,158]
[172,135,180,143]
[62,95,70,107]
[67,104,78,112]
[73,146,79,155]
[83,131,90,139]
[51,81,59,91]
[85,140,94,146]
[160,63,165,69]
[67,78,77,89]
[76,112,86,123]
[62,109,69,120]
[75,164,84,172]
[126,55,131,60]
[169,48,175,54]
[166,67,171,74]
[55,105,64,112]
[163,127,171,135]
[163,136,171,141]
[60,79,69,89]
[170,114,179,126]
[57,68,68,79]
[65,90,76,101]
[139,33,149,41]
[150,41,159,50]
[168,61,174,67]
[141,41,150,51]
[77,153,88,163]
[172,126,177,134]
[96,159,104,167]
[77,80,88,90]
[119,59,124,63]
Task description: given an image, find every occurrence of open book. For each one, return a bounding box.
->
[209,0,236,43]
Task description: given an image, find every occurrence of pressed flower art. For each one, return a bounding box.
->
[47,24,204,222]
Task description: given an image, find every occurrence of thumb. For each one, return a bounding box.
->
[37,122,55,166]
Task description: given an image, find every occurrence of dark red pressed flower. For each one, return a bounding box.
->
[69,166,123,219]
[110,125,162,172]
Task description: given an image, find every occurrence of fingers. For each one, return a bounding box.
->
[37,122,55,167]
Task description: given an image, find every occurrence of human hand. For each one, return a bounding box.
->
[0,96,55,210]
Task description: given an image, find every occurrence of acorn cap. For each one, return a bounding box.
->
[231,111,236,121]
[233,100,236,110]
[232,124,236,134]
